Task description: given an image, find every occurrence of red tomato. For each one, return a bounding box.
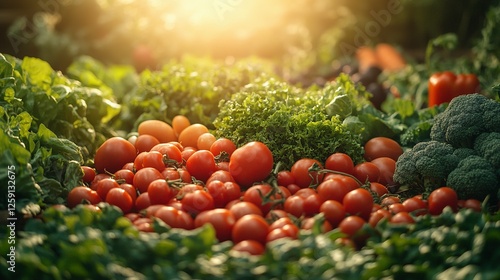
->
[155,206,194,230]
[461,199,482,212]
[133,167,164,193]
[402,196,427,216]
[150,143,183,166]
[181,190,215,216]
[265,209,290,221]
[94,137,137,174]
[381,196,401,207]
[95,178,120,200]
[113,169,135,185]
[353,162,380,184]
[316,178,354,203]
[162,167,180,181]
[370,157,396,186]
[133,151,148,171]
[363,137,403,162]
[135,192,151,212]
[320,200,346,228]
[134,134,160,153]
[368,208,392,227]
[67,186,101,208]
[290,158,324,188]
[229,201,263,220]
[81,166,96,184]
[206,180,241,208]
[286,183,301,195]
[277,170,295,187]
[388,203,406,215]
[186,150,218,182]
[232,214,269,244]
[206,170,236,185]
[369,182,389,198]
[343,188,374,221]
[232,240,265,255]
[210,138,237,158]
[147,179,174,205]
[284,196,305,218]
[194,208,236,242]
[242,184,274,215]
[427,187,458,215]
[229,142,273,188]
[389,212,415,224]
[338,215,366,238]
[118,183,137,204]
[142,151,166,172]
[266,228,294,242]
[324,153,355,175]
[301,217,333,233]
[106,188,133,213]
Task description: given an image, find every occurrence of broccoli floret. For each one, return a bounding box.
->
[447,155,499,202]
[430,94,500,148]
[453,147,477,161]
[474,132,500,170]
[393,140,459,189]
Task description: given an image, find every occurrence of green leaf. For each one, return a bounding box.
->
[21,56,54,91]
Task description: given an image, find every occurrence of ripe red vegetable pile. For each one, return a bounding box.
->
[67,115,483,254]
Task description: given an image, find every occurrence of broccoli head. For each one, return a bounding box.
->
[430,94,500,148]
[393,140,459,189]
[474,132,500,170]
[452,147,477,161]
[447,155,499,203]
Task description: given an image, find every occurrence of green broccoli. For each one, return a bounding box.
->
[452,147,477,161]
[393,140,459,190]
[474,132,500,170]
[447,155,499,203]
[430,94,500,148]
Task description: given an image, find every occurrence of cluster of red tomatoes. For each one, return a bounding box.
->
[66,117,482,255]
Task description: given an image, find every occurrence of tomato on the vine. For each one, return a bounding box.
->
[242,184,276,215]
[290,158,324,188]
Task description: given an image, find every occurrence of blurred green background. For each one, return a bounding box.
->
[0,0,496,71]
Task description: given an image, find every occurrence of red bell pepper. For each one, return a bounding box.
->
[428,71,480,107]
